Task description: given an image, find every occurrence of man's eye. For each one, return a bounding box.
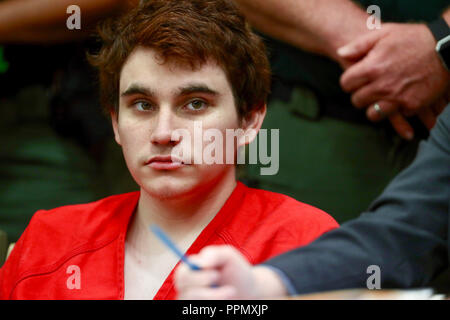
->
[134,101,153,111]
[185,100,207,111]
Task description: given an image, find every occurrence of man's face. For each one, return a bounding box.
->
[113,47,247,199]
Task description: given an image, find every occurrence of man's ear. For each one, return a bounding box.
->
[111,112,122,146]
[238,104,266,148]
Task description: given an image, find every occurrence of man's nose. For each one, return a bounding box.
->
[150,109,180,146]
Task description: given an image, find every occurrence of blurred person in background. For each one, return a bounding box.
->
[232,0,450,223]
[0,0,139,250]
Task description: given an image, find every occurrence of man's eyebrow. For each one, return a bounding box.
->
[177,84,219,96]
[121,84,155,98]
[120,83,219,98]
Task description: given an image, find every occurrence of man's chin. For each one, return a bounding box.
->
[141,182,198,200]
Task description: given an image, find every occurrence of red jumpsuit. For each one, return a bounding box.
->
[0,182,338,299]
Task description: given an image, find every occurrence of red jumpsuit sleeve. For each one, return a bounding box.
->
[0,210,46,299]
[0,230,26,299]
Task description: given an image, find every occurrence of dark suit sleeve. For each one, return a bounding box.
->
[264,106,450,294]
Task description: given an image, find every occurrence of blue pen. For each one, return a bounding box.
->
[149,224,201,271]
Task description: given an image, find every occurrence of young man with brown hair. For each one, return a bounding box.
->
[0,0,337,299]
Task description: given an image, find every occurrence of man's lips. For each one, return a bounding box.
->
[145,155,186,170]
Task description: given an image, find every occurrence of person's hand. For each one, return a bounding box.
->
[337,23,450,139]
[174,245,288,300]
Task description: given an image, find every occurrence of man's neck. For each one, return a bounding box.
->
[128,168,237,250]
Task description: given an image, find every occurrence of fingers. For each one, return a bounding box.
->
[174,245,249,300]
[337,30,383,61]
[365,100,439,139]
[349,80,387,108]
[338,31,386,90]
[365,101,414,140]
[346,79,445,133]
[340,60,376,95]
[175,263,220,291]
[174,246,232,291]
[194,245,239,269]
[388,112,414,141]
[366,101,398,122]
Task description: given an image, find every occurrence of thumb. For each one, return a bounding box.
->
[337,31,383,60]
